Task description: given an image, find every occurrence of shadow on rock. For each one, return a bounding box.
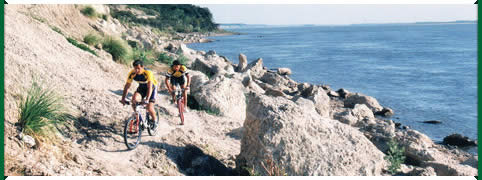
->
[110,89,132,98]
[73,115,123,146]
[142,141,237,176]
[226,127,244,140]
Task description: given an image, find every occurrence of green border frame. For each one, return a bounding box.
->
[1,1,5,178]
[0,3,478,177]
[476,2,481,178]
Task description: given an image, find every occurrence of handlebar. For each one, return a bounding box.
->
[120,100,146,106]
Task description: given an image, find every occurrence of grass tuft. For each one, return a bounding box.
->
[83,33,101,46]
[102,36,131,64]
[66,37,98,56]
[18,81,68,139]
[80,6,97,18]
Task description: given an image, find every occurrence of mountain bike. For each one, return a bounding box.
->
[122,101,160,150]
[174,84,185,125]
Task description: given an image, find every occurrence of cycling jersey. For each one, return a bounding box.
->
[166,65,188,78]
[126,69,158,87]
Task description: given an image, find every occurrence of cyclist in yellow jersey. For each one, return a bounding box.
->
[165,60,191,110]
[120,60,158,122]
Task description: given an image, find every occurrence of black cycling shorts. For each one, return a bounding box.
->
[170,76,186,87]
[136,84,157,103]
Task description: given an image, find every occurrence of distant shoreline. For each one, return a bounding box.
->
[219,21,476,28]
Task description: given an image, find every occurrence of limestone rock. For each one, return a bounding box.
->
[344,93,383,113]
[237,93,387,176]
[277,67,292,75]
[193,76,246,121]
[236,53,247,72]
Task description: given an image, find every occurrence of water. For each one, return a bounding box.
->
[188,24,477,144]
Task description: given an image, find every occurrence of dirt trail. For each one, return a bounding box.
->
[4,5,241,176]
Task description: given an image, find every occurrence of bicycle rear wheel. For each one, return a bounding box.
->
[124,116,142,150]
[147,108,160,136]
[177,98,184,125]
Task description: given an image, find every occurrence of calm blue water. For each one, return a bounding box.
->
[188,24,477,143]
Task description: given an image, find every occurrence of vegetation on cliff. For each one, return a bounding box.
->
[111,4,218,33]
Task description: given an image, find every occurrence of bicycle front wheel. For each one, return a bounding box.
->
[147,108,160,136]
[124,116,142,150]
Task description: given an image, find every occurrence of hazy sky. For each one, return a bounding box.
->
[199,5,477,25]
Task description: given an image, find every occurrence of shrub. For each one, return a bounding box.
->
[131,48,155,66]
[102,36,131,63]
[157,52,174,64]
[101,14,108,20]
[127,40,141,49]
[176,55,189,66]
[66,37,98,56]
[19,81,68,137]
[50,26,63,35]
[384,138,406,175]
[80,6,97,18]
[83,33,100,46]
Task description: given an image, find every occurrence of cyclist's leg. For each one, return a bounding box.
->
[180,76,187,109]
[147,85,157,121]
[170,77,177,103]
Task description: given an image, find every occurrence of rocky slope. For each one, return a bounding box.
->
[4,4,477,176]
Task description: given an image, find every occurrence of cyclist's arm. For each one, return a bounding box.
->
[146,80,153,102]
[186,73,191,87]
[121,82,131,102]
[165,73,172,92]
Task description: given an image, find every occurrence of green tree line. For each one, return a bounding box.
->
[111,4,219,33]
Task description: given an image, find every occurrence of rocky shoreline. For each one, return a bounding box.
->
[168,36,478,175]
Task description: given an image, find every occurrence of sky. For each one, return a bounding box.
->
[198,5,477,25]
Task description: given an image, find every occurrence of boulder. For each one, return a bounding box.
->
[344,93,383,113]
[192,76,246,121]
[423,161,478,176]
[243,58,265,79]
[375,107,395,117]
[206,50,216,56]
[19,132,36,148]
[396,129,438,163]
[191,55,232,78]
[307,88,330,118]
[336,88,350,98]
[328,90,339,97]
[260,72,297,91]
[333,104,375,126]
[352,104,375,121]
[321,85,331,91]
[237,93,387,176]
[421,120,442,124]
[277,68,292,75]
[442,134,477,147]
[407,166,437,176]
[188,70,209,94]
[236,53,247,72]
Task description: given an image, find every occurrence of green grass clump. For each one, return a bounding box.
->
[384,138,406,175]
[131,48,156,66]
[102,36,131,64]
[176,55,189,66]
[83,33,101,46]
[19,81,68,137]
[157,52,174,64]
[66,37,98,56]
[50,26,63,35]
[80,6,97,18]
[101,14,108,20]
